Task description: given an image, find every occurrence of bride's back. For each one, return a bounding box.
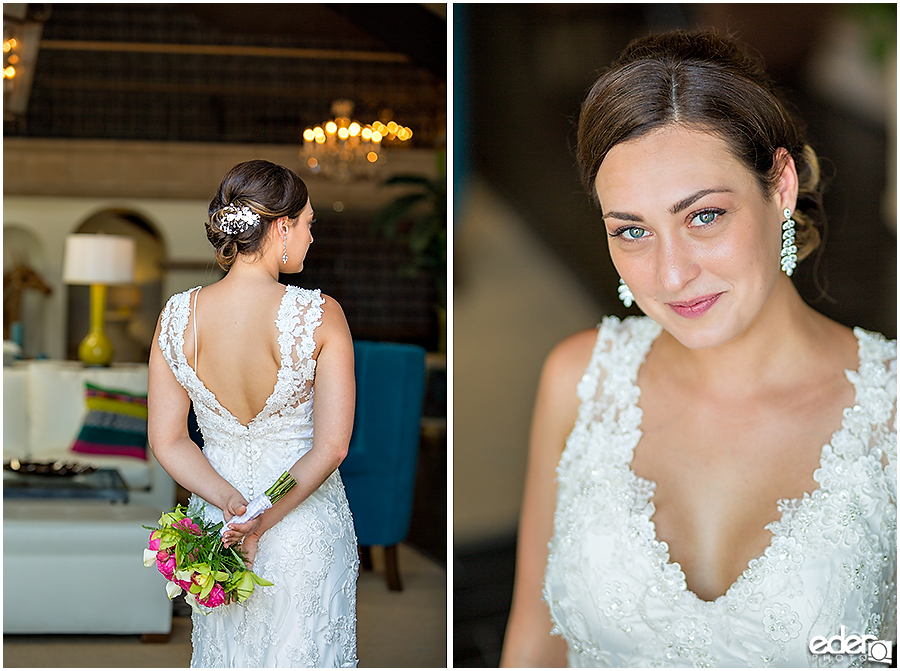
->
[182,281,287,426]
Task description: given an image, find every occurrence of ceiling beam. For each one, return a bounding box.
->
[39,39,410,63]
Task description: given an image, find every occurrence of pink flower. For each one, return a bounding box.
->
[148,534,161,552]
[173,518,202,535]
[198,583,226,608]
[156,552,176,580]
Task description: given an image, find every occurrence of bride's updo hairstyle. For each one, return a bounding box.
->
[207,160,309,270]
[577,30,823,261]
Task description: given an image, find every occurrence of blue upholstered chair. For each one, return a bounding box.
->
[340,340,427,591]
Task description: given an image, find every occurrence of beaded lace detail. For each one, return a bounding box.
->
[544,316,896,668]
[158,285,358,668]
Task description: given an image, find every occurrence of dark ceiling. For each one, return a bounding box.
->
[5,3,447,146]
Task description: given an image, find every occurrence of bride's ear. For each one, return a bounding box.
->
[271,216,290,238]
[773,147,799,213]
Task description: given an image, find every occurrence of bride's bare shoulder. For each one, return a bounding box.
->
[312,293,351,352]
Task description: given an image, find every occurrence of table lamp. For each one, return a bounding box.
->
[63,234,135,366]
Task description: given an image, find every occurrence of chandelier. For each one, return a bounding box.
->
[301,99,412,183]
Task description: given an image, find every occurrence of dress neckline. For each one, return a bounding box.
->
[617,321,869,607]
[179,284,296,430]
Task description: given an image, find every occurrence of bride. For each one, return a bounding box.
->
[148,160,358,667]
[501,31,896,667]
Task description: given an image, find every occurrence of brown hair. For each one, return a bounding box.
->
[577,30,823,260]
[206,160,309,270]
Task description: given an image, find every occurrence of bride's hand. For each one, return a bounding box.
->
[239,531,261,568]
[224,516,261,549]
[222,494,251,548]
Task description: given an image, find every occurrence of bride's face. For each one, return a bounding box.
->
[595,125,796,350]
[282,200,315,273]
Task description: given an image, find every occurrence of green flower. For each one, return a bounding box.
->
[188,563,230,601]
[227,570,274,602]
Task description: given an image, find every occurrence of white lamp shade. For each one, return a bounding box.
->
[63,234,135,285]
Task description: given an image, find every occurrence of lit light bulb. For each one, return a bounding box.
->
[303,129,316,143]
[337,127,349,140]
[325,121,337,135]
[348,122,360,136]
[366,152,378,163]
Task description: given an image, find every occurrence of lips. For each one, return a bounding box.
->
[666,292,723,318]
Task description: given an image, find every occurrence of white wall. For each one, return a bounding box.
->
[4,195,214,360]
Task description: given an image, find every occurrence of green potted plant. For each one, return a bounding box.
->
[372,154,447,351]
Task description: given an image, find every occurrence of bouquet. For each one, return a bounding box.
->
[143,471,296,612]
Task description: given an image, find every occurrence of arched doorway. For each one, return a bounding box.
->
[66,209,166,363]
[3,225,52,358]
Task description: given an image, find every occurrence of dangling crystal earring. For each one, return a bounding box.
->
[618,278,634,308]
[780,208,797,277]
[282,233,288,265]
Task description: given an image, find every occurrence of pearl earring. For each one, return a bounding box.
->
[618,278,634,308]
[781,208,797,277]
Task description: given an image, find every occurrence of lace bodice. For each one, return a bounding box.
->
[544,316,897,668]
[158,285,323,501]
[158,285,358,668]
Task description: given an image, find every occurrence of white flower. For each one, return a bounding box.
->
[165,581,184,600]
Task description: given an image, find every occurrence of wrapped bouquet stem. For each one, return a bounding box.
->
[143,471,298,612]
[224,471,298,533]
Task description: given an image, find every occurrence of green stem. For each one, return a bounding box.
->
[265,471,297,504]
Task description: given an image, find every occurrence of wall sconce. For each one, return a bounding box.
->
[3,3,50,122]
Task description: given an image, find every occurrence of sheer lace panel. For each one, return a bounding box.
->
[158,286,324,432]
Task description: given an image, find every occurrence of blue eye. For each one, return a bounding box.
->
[620,227,647,241]
[692,209,722,226]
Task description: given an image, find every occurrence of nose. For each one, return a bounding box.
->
[656,234,700,293]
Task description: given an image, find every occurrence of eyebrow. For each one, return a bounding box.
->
[601,188,732,222]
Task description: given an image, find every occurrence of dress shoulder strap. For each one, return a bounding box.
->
[276,286,324,368]
[157,286,202,382]
[192,287,200,372]
[576,316,661,406]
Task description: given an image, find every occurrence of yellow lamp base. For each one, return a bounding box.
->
[78,330,114,367]
[78,284,114,367]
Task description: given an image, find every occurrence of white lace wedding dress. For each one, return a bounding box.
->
[544,316,896,667]
[158,285,358,668]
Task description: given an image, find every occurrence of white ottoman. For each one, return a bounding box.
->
[4,500,173,637]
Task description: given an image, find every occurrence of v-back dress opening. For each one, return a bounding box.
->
[158,285,359,668]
